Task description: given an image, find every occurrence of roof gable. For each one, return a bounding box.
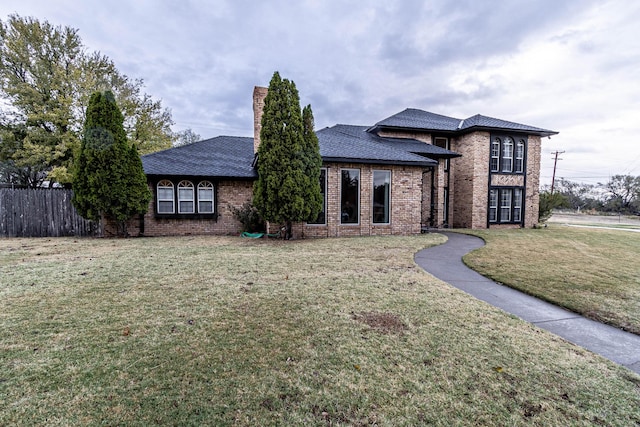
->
[317,125,452,166]
[458,114,557,135]
[373,108,461,132]
[142,136,257,178]
[372,108,558,137]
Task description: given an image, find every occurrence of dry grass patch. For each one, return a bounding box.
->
[352,311,408,335]
[1,234,640,426]
[461,226,640,335]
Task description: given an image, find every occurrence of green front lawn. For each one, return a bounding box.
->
[462,226,640,335]
[1,235,639,426]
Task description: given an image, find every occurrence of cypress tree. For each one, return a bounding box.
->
[253,72,322,239]
[72,91,151,236]
[301,104,323,221]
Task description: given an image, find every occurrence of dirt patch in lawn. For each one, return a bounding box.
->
[353,311,408,335]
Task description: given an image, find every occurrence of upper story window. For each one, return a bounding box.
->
[198,181,214,213]
[515,140,525,173]
[434,137,450,171]
[308,168,327,225]
[501,137,513,172]
[157,180,175,214]
[491,135,527,174]
[490,139,500,172]
[178,181,195,213]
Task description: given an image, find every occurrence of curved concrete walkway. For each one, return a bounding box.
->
[414,232,640,374]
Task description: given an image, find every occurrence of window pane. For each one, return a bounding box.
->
[157,180,174,214]
[502,137,513,172]
[179,201,194,213]
[178,188,194,199]
[515,140,525,173]
[373,170,390,224]
[491,139,500,172]
[341,169,359,224]
[198,201,213,213]
[158,201,173,214]
[158,188,173,199]
[178,181,195,213]
[513,188,523,222]
[489,189,498,222]
[309,169,326,224]
[198,188,213,200]
[197,182,214,214]
[500,190,512,222]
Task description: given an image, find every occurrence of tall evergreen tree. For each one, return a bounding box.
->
[72,91,151,236]
[301,104,323,220]
[253,72,322,239]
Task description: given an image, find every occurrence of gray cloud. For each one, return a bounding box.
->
[1,0,639,183]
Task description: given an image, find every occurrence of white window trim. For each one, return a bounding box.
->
[491,139,500,172]
[502,137,514,173]
[515,140,525,173]
[489,189,498,223]
[500,189,512,222]
[177,180,195,214]
[513,188,523,222]
[492,135,527,175]
[157,180,175,214]
[197,181,215,214]
[490,187,524,224]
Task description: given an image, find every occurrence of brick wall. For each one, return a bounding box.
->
[451,132,542,229]
[120,162,426,239]
[253,86,268,154]
[302,162,424,238]
[112,180,253,237]
[451,132,490,228]
[377,129,455,228]
[524,135,542,227]
[377,129,431,143]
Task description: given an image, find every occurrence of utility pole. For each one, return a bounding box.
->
[550,150,565,194]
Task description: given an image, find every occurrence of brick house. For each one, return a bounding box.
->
[132,86,557,237]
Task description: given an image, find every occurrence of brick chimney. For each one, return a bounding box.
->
[253,86,268,154]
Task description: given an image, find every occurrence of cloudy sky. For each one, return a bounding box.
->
[2,0,639,186]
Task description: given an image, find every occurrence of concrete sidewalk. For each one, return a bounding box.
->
[414,232,640,374]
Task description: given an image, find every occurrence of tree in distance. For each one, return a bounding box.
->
[0,14,176,187]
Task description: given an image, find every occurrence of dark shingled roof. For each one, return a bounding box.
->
[373,109,462,132]
[317,125,447,166]
[142,108,555,178]
[372,108,558,137]
[142,136,257,178]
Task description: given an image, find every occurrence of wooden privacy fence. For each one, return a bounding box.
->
[0,188,100,237]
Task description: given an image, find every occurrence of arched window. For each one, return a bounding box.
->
[157,180,174,214]
[490,138,500,172]
[515,140,525,173]
[177,181,195,213]
[501,137,513,172]
[197,181,214,213]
